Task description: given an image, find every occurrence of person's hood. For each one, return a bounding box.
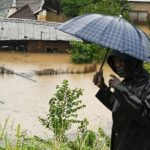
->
[107,50,143,80]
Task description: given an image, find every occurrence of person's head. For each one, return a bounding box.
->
[107,51,143,79]
[112,56,125,77]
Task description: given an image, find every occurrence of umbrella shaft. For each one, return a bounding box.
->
[99,49,110,72]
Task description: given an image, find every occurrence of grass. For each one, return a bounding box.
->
[0,118,110,150]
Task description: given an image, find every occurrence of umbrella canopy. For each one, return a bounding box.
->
[57,14,150,62]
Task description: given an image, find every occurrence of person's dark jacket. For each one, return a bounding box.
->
[96,52,150,150]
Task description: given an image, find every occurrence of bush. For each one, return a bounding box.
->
[39,80,86,149]
[39,80,111,150]
[69,41,107,64]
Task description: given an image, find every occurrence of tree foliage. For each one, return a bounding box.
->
[60,0,129,18]
[60,0,87,17]
[69,41,107,63]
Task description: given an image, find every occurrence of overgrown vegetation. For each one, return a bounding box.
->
[60,0,129,19]
[39,80,86,148]
[0,117,50,150]
[0,80,111,150]
[69,41,106,63]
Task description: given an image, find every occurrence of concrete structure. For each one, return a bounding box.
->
[128,0,150,24]
[0,17,80,53]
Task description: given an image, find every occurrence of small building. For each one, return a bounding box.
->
[37,9,69,22]
[0,17,81,53]
[7,0,44,18]
[128,0,150,24]
[8,0,68,22]
[41,0,69,22]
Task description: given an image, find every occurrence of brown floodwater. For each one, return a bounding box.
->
[0,52,113,138]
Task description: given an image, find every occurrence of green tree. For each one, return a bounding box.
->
[61,0,129,18]
[82,0,121,15]
[60,0,90,17]
[69,41,106,63]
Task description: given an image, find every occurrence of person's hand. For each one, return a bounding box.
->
[93,71,105,88]
[109,75,121,89]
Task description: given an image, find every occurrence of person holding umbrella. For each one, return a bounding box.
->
[93,50,150,150]
[57,13,150,150]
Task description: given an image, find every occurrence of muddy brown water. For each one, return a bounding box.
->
[0,52,113,138]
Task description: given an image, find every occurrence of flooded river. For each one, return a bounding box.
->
[0,52,113,138]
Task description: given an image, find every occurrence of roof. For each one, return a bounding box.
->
[0,17,81,42]
[0,0,44,17]
[9,4,36,20]
[16,0,44,13]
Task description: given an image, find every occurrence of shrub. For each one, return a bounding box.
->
[39,80,86,149]
[69,41,107,63]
